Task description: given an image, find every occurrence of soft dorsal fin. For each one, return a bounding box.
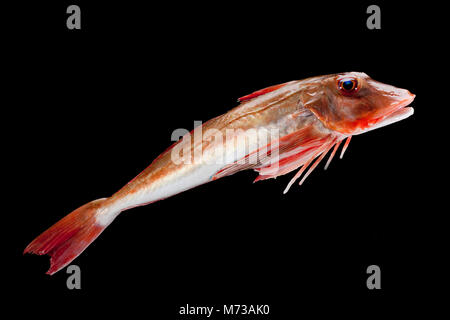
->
[238,83,288,102]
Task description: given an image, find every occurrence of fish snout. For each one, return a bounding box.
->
[392,89,415,108]
[366,78,415,117]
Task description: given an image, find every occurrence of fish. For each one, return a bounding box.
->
[24,72,415,275]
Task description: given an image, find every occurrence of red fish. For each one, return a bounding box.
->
[24,72,415,274]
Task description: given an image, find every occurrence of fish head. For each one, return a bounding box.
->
[302,72,415,135]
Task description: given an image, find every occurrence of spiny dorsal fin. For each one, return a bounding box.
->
[238,83,288,102]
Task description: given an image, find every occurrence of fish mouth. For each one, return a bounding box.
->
[355,94,415,135]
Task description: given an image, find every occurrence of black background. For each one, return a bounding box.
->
[5,0,447,318]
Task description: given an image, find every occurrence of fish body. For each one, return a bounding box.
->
[105,80,331,215]
[25,72,415,274]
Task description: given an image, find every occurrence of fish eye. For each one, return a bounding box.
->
[338,77,358,94]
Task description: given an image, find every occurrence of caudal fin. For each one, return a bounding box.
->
[24,198,116,275]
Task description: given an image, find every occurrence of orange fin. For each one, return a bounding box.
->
[254,145,321,182]
[24,198,113,275]
[212,153,260,181]
[238,83,288,102]
[255,127,331,180]
[212,126,331,182]
[256,135,342,192]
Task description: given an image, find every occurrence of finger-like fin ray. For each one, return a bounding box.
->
[299,139,336,186]
[324,139,342,170]
[283,140,333,194]
[340,136,352,159]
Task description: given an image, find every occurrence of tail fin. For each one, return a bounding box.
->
[24,198,117,275]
